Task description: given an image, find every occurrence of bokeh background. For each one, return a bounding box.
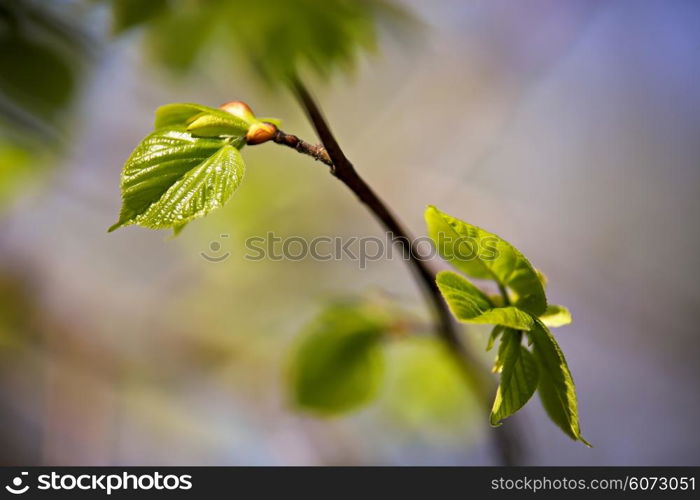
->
[1,0,699,465]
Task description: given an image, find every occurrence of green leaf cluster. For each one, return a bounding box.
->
[105,0,417,85]
[109,103,279,233]
[426,206,588,445]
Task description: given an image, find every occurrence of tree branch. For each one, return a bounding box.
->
[272,129,333,167]
[283,79,524,465]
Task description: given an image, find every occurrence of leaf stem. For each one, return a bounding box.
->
[498,283,511,306]
[267,79,524,465]
[272,129,333,167]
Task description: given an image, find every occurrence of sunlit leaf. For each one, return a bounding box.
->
[426,206,547,316]
[492,328,511,374]
[490,330,539,426]
[154,103,252,132]
[540,304,572,328]
[436,271,534,330]
[288,302,387,415]
[257,117,282,128]
[529,320,590,445]
[536,269,548,288]
[109,127,245,232]
[186,113,251,138]
[486,325,504,352]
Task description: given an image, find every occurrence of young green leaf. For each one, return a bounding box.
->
[436,271,534,330]
[288,303,387,415]
[171,222,188,237]
[426,206,546,316]
[109,128,245,232]
[154,103,252,132]
[540,304,573,328]
[492,328,512,374]
[258,117,282,128]
[486,325,504,352]
[490,331,539,426]
[186,113,252,138]
[529,320,590,446]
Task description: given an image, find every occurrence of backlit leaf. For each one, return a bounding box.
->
[492,328,511,374]
[490,331,539,426]
[109,127,245,232]
[436,271,534,330]
[154,103,252,133]
[529,320,590,445]
[540,304,572,328]
[426,206,547,316]
[486,325,504,352]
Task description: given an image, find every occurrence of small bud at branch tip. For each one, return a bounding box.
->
[246,122,278,145]
[219,101,255,122]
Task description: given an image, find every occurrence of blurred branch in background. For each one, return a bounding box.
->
[0,0,94,209]
[0,262,43,465]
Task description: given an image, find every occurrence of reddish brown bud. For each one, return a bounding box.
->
[246,122,278,145]
[219,101,255,122]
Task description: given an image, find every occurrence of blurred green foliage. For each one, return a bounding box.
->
[288,298,480,432]
[0,141,33,210]
[0,269,37,351]
[111,0,168,34]
[0,0,89,128]
[0,0,91,208]
[380,337,477,434]
[288,301,390,415]
[106,0,416,85]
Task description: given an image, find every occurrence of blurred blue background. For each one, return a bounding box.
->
[0,0,699,465]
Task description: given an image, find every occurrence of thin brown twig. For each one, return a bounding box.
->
[272,129,333,167]
[271,79,524,465]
